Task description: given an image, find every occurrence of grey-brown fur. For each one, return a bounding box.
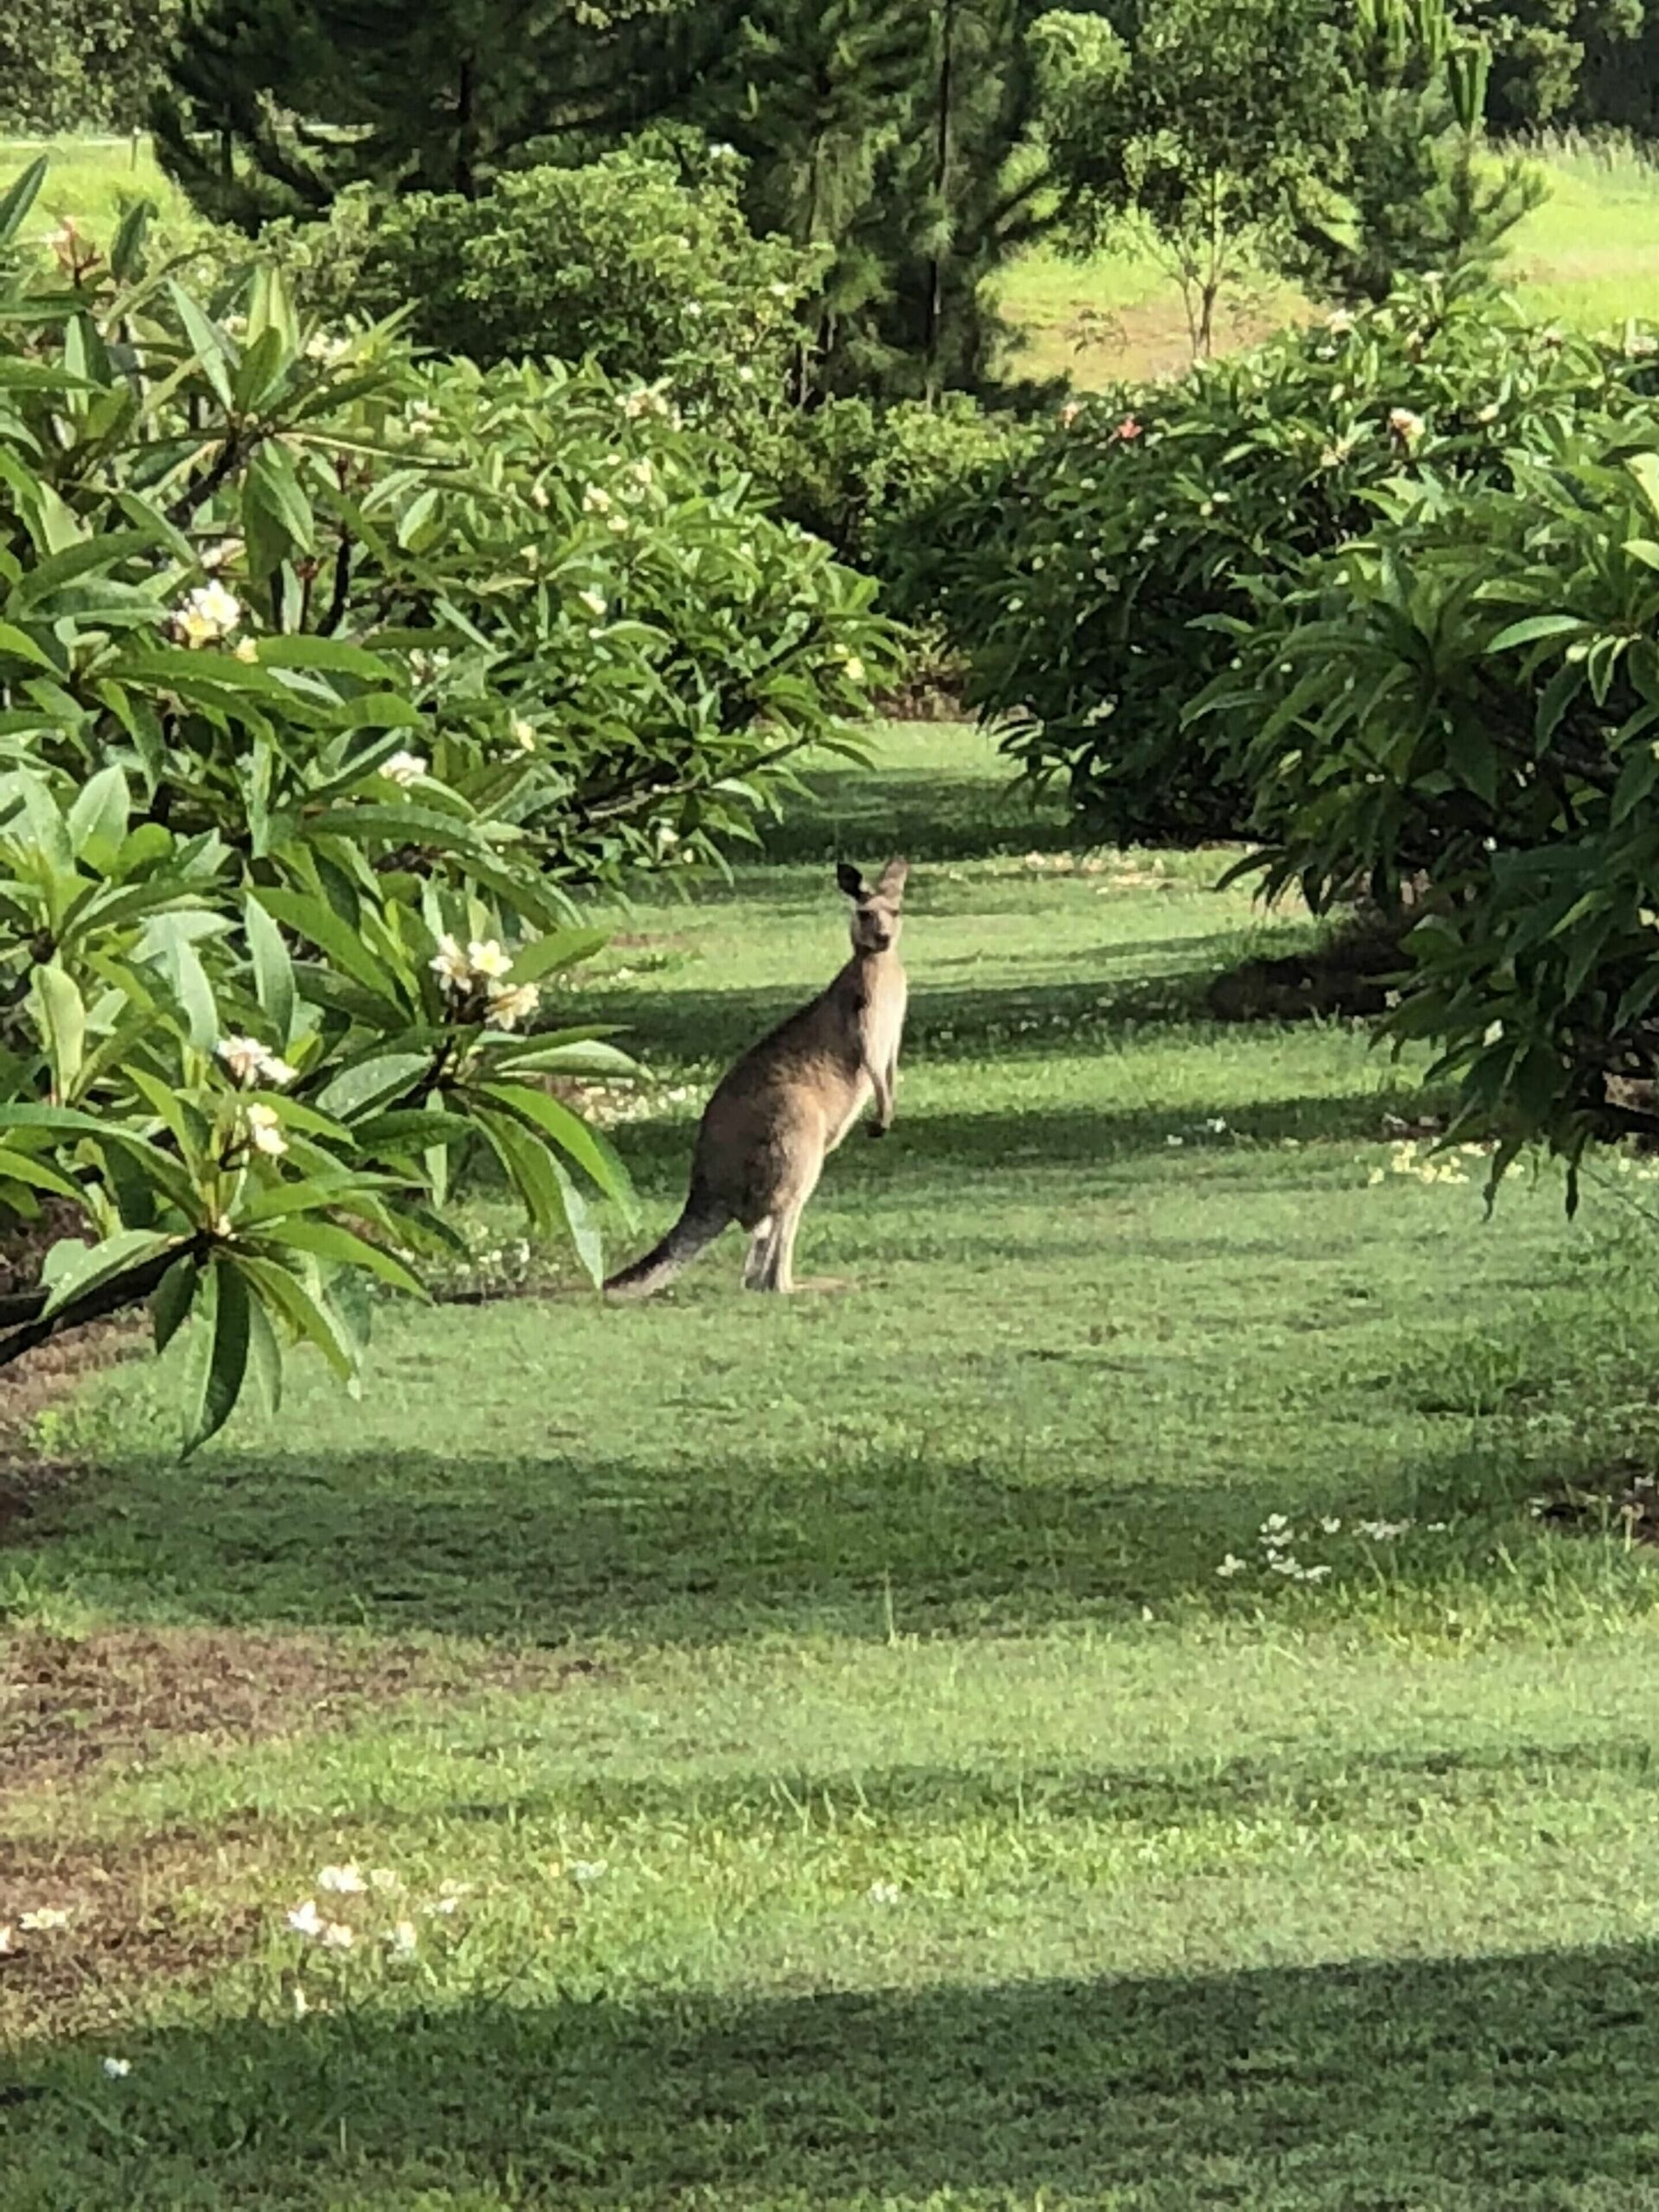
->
[604,859,909,1299]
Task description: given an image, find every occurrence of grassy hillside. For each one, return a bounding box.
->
[8,128,1659,386]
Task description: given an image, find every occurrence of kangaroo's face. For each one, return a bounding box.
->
[837,858,908,955]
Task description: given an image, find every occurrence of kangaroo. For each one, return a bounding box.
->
[604,858,909,1300]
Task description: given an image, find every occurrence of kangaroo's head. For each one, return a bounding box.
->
[837,858,908,955]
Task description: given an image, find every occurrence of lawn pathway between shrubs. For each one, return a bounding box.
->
[6,725,1659,2209]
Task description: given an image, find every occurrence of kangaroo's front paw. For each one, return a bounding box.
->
[867,1120,890,1141]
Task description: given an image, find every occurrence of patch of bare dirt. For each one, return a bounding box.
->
[1534,1464,1659,1544]
[2,1625,600,1795]
[0,1824,269,2037]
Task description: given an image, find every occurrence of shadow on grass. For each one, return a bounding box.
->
[17,1942,1659,2206]
[605,1084,1445,1198]
[10,1400,1540,1648]
[424,1737,1659,1837]
[753,763,1071,867]
[591,961,1364,1073]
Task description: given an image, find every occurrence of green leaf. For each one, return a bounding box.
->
[150,1253,200,1353]
[238,1265,286,1418]
[110,199,153,282]
[143,913,219,1051]
[1628,451,1659,522]
[478,1081,636,1215]
[0,1103,199,1214]
[40,1228,176,1321]
[232,1252,357,1380]
[258,1215,426,1295]
[507,927,608,985]
[1486,614,1586,654]
[168,282,237,412]
[34,962,86,1096]
[0,157,47,250]
[0,622,57,674]
[244,443,315,579]
[314,1052,432,1122]
[67,765,131,859]
[245,895,297,1046]
[0,1145,80,1202]
[252,888,407,1012]
[547,1151,604,1286]
[181,1256,252,1458]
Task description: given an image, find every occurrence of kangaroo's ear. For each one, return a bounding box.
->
[836,861,866,900]
[875,858,909,900]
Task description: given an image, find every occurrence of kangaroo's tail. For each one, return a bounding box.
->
[603,1184,730,1301]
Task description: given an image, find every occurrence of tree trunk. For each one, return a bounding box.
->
[924,0,957,403]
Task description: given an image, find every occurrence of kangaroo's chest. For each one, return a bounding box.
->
[859,970,906,1067]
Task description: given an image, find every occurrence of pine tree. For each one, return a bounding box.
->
[154,0,702,228]
[1287,0,1544,304]
[874,0,1051,399]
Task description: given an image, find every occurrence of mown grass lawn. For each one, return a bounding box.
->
[7,724,1659,2209]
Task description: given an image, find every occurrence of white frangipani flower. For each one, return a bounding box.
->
[486,981,540,1031]
[174,581,242,647]
[245,1102,288,1158]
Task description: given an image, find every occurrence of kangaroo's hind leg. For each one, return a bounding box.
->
[754,1155,823,1294]
[741,1217,774,1287]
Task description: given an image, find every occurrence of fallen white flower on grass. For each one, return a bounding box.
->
[510,715,537,751]
[1215,1554,1248,1579]
[578,588,608,620]
[867,1881,900,1905]
[18,1908,70,1932]
[1483,1020,1504,1046]
[319,1922,356,1951]
[388,1921,419,1957]
[0,1924,13,1955]
[291,1986,312,2018]
[571,1860,608,1886]
[102,2057,132,2079]
[379,750,428,787]
[1319,1516,1342,1535]
[318,1863,366,1895]
[285,1900,324,1938]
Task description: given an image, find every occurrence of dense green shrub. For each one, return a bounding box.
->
[0,162,885,1440]
[768,396,1041,652]
[1205,416,1659,1185]
[963,274,1659,844]
[0,0,180,133]
[263,151,817,428]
